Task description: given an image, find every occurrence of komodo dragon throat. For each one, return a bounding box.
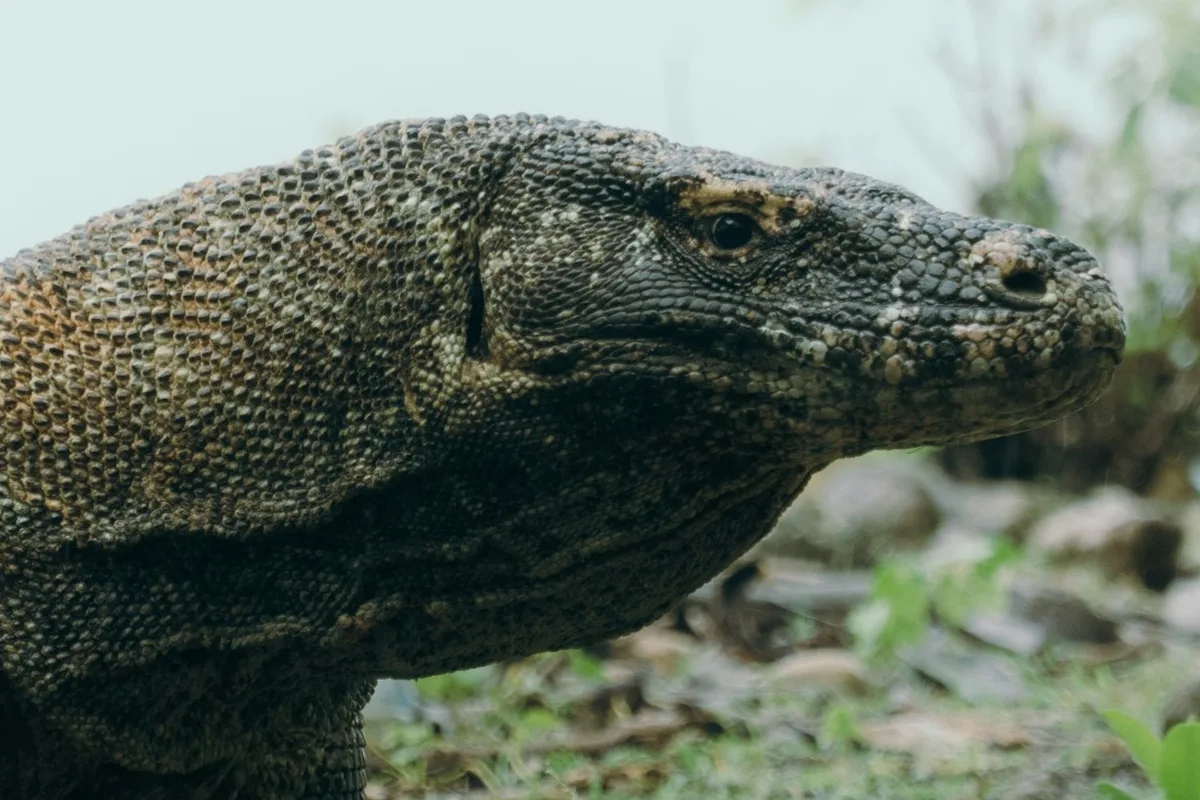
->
[0,114,1123,798]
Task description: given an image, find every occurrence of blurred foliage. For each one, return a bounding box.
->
[848,563,931,663]
[972,0,1200,357]
[848,537,1015,663]
[942,0,1200,495]
[818,701,865,752]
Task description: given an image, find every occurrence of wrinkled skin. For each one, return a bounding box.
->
[0,115,1124,798]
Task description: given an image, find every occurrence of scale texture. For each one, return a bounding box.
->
[0,114,1124,798]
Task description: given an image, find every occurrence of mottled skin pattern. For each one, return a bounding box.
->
[0,114,1123,798]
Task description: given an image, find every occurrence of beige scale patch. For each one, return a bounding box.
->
[677,178,816,235]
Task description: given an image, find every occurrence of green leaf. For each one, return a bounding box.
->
[566,649,607,683]
[848,562,931,662]
[518,706,561,735]
[819,701,863,751]
[414,667,489,702]
[1161,722,1200,800]
[1102,709,1162,783]
[1094,781,1144,800]
[847,599,892,660]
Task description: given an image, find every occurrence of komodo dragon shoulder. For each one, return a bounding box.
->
[0,114,1123,798]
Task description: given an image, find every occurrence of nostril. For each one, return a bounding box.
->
[1002,271,1047,298]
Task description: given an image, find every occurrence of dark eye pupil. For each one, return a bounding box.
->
[709,214,755,250]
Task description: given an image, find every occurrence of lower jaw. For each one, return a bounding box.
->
[761,349,1121,455]
[887,350,1121,448]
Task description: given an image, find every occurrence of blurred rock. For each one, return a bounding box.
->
[765,649,871,696]
[761,456,941,568]
[712,562,794,662]
[1162,577,1200,635]
[962,612,1047,657]
[717,559,873,616]
[666,648,763,714]
[614,627,699,673]
[1009,585,1118,644]
[1176,500,1200,574]
[679,559,865,656]
[673,561,794,661]
[1162,677,1200,733]
[920,524,1001,572]
[927,479,1048,541]
[565,674,648,730]
[861,710,1035,756]
[902,628,1028,703]
[1026,488,1182,591]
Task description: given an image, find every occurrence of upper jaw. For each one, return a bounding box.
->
[525,293,1124,390]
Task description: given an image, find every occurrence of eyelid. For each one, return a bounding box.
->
[694,201,767,220]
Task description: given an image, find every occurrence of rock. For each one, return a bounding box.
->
[761,455,941,568]
[1009,585,1119,644]
[613,627,699,672]
[962,612,1048,657]
[921,524,1002,572]
[1162,677,1200,733]
[671,561,795,661]
[901,628,1028,703]
[710,562,794,662]
[1026,487,1182,591]
[1163,577,1200,635]
[669,647,764,712]
[1176,499,1200,574]
[765,649,872,696]
[695,559,873,616]
[860,710,1035,755]
[927,479,1048,541]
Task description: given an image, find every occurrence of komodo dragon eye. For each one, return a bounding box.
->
[704,212,759,253]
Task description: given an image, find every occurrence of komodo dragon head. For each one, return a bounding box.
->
[468,124,1124,454]
[0,115,1124,795]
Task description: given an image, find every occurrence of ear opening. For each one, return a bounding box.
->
[465,267,489,359]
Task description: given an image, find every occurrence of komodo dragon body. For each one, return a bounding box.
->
[0,114,1123,798]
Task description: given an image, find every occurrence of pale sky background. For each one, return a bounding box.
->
[0,0,1126,257]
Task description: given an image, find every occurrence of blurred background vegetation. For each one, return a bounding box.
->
[938,0,1200,499]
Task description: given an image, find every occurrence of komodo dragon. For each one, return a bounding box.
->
[0,114,1124,798]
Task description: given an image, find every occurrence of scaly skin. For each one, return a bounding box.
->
[0,114,1123,798]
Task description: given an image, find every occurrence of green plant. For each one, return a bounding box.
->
[849,537,1015,662]
[847,562,931,663]
[1097,709,1200,799]
[930,538,1019,627]
[819,701,865,752]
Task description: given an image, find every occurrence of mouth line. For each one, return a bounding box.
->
[540,309,1122,382]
